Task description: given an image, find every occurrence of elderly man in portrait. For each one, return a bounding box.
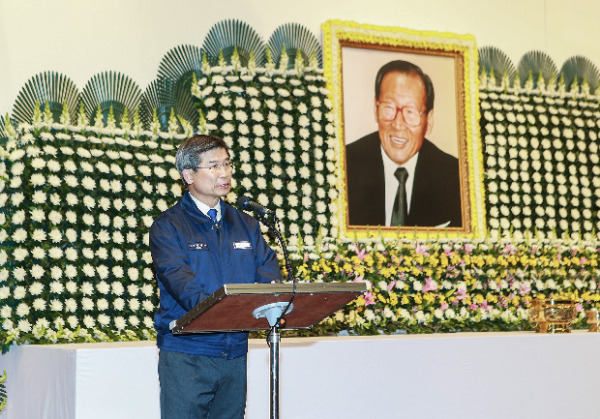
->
[345,60,462,228]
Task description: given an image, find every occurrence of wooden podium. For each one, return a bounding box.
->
[170,282,366,418]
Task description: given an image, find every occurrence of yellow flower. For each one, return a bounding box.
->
[440,254,449,267]
[423,293,436,304]
[486,293,498,304]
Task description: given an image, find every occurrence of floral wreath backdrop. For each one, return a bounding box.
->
[480,76,600,240]
[2,21,600,348]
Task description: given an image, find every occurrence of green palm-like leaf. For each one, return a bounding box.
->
[157,44,204,128]
[517,50,558,88]
[80,71,142,125]
[0,115,10,147]
[268,23,322,69]
[12,72,80,125]
[478,46,516,86]
[140,78,177,131]
[560,55,600,93]
[202,19,266,66]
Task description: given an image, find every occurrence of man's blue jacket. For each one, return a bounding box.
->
[150,192,281,358]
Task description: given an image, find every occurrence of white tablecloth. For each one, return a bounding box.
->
[1,331,600,418]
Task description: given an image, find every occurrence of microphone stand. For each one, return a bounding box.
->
[255,211,295,419]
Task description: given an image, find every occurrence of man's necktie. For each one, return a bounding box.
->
[391,167,409,226]
[207,208,218,223]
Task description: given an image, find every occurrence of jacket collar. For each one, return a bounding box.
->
[180,191,229,225]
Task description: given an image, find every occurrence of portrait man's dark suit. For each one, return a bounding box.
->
[345,131,462,227]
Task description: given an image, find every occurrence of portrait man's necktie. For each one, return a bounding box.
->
[391,167,409,226]
[207,208,218,223]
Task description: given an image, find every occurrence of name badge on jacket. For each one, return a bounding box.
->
[188,242,209,251]
[233,241,252,250]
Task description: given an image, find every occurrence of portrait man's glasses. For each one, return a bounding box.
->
[196,161,234,174]
[377,101,426,127]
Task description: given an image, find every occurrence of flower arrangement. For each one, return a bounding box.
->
[191,52,339,245]
[480,77,600,241]
[0,107,187,350]
[295,237,600,335]
[2,59,600,351]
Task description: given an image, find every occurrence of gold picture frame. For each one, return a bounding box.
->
[323,20,485,239]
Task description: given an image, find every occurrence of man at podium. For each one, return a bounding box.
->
[149,134,282,418]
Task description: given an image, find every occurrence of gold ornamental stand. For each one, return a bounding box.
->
[170,282,366,419]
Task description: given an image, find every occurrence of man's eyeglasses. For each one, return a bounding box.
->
[196,161,234,173]
[377,101,426,127]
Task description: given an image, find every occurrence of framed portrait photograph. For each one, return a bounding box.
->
[322,20,486,239]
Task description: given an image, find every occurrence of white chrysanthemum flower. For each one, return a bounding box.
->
[30,173,46,187]
[10,177,22,189]
[94,265,108,280]
[82,264,95,277]
[60,265,76,280]
[112,266,124,278]
[82,196,95,209]
[96,314,110,326]
[142,216,154,228]
[11,210,26,225]
[124,180,136,193]
[107,281,125,298]
[283,127,295,139]
[126,267,139,281]
[82,298,96,315]
[32,229,46,242]
[112,316,126,330]
[32,190,47,204]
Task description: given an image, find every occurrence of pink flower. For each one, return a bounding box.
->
[469,303,478,310]
[422,277,437,292]
[439,302,449,310]
[387,280,396,291]
[444,248,452,257]
[580,257,588,265]
[356,248,366,261]
[519,283,531,295]
[455,289,467,300]
[576,303,583,313]
[364,292,376,306]
[353,275,365,283]
[415,244,430,255]
[464,244,474,254]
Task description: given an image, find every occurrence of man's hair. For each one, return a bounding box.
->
[175,134,230,185]
[374,60,435,112]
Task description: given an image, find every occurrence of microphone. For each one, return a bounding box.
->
[237,195,274,217]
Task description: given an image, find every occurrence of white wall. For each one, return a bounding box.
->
[1,0,598,118]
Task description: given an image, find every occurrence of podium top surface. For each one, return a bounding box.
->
[170,282,367,334]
